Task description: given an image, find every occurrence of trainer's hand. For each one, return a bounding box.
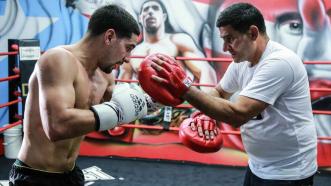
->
[91,84,148,131]
[138,53,188,106]
[151,53,192,97]
[179,111,223,153]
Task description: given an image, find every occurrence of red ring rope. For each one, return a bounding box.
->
[0,99,21,109]
[0,120,22,133]
[0,75,20,82]
[0,121,329,141]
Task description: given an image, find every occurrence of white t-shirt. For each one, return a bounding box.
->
[218,40,317,180]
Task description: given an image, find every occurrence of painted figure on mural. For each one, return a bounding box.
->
[119,0,217,132]
[120,0,216,93]
[297,0,331,167]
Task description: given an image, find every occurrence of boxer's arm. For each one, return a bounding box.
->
[37,49,97,141]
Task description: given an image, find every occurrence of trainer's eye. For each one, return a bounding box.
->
[223,36,233,44]
[126,45,134,53]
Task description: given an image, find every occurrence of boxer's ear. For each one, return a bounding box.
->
[105,29,115,45]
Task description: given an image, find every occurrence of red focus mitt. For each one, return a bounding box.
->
[149,53,192,98]
[179,112,223,153]
[138,53,184,106]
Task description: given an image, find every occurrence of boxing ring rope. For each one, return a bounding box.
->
[2,75,331,113]
[0,51,18,56]
[0,120,22,133]
[0,75,20,82]
[0,99,21,109]
[1,43,331,142]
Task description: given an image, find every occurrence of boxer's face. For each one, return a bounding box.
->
[219,25,253,63]
[140,1,166,34]
[101,33,138,74]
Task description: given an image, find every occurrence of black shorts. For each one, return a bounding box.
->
[9,159,84,186]
[243,166,315,186]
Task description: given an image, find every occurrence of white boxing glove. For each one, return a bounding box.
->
[123,83,163,113]
[91,84,148,131]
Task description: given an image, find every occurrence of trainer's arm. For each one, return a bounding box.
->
[208,86,233,100]
[37,49,96,141]
[183,86,268,128]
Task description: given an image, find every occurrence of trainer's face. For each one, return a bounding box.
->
[140,1,166,34]
[219,25,253,63]
[213,0,301,57]
[102,34,138,74]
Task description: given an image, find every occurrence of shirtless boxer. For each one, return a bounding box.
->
[8,5,158,186]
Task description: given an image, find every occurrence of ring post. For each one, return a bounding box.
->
[8,39,20,124]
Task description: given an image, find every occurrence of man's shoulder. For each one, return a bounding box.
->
[170,33,198,49]
[171,33,193,42]
[41,47,72,60]
[38,46,79,71]
[266,41,301,63]
[270,41,297,56]
[132,42,148,54]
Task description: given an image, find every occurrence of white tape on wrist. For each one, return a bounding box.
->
[91,102,122,131]
[183,76,193,88]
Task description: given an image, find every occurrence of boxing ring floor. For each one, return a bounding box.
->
[0,156,330,186]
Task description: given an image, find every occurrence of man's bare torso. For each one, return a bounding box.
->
[18,46,112,172]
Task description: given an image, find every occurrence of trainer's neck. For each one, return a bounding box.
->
[250,35,269,67]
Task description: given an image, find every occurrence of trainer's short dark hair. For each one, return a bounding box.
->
[216,3,266,34]
[88,5,140,38]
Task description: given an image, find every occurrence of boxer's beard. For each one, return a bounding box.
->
[103,67,112,74]
[145,26,158,34]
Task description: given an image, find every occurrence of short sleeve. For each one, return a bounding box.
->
[217,62,239,93]
[240,60,293,105]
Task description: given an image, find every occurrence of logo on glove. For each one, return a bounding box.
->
[183,77,193,88]
[130,94,146,117]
